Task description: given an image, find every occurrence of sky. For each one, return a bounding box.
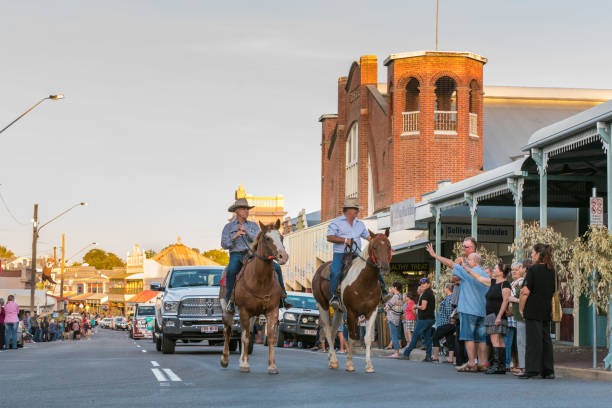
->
[1,0,612,261]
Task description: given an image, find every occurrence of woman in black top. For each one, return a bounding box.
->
[462,262,511,374]
[519,243,556,379]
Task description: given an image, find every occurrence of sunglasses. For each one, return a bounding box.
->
[462,245,474,249]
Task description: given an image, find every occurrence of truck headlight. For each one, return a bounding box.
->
[283,312,296,322]
[163,301,179,314]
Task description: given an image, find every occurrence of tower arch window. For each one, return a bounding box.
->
[434,76,457,133]
[345,122,358,199]
[469,79,480,137]
[402,78,420,135]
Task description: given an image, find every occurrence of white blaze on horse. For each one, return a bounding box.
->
[312,229,392,373]
[219,219,288,374]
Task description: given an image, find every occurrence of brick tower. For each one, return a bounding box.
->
[385,51,487,203]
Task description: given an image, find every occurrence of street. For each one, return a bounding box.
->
[1,329,611,408]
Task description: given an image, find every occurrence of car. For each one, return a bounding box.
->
[111,317,127,330]
[150,265,246,355]
[130,304,155,339]
[100,318,113,328]
[263,291,320,347]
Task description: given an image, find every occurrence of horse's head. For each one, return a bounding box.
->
[257,219,289,265]
[368,228,392,274]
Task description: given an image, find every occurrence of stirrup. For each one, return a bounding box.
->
[225,300,235,313]
[281,298,293,309]
[329,295,341,309]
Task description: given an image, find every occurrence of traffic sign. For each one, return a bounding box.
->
[590,197,604,226]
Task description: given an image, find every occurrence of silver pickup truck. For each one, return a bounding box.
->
[151,266,247,354]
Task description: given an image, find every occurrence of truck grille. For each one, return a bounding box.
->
[179,297,222,317]
[298,314,318,329]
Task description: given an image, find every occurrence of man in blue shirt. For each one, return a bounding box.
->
[326,197,379,309]
[426,243,489,371]
[221,198,291,313]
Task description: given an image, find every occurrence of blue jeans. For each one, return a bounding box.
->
[504,326,515,368]
[403,319,435,359]
[329,253,387,297]
[387,320,402,350]
[35,327,42,342]
[5,323,18,349]
[225,252,284,303]
[458,312,486,343]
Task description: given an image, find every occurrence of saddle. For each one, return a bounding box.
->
[321,253,357,285]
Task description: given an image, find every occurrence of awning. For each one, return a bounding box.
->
[392,239,430,255]
[126,290,159,304]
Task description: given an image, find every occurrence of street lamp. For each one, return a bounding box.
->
[0,94,65,135]
[30,202,86,312]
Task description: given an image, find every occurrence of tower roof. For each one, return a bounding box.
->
[384,50,487,66]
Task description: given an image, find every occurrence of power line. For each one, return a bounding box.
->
[0,188,29,226]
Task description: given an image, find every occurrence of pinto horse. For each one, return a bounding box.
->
[312,229,391,373]
[219,219,288,374]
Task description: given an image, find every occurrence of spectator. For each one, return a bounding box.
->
[432,283,456,363]
[4,295,19,350]
[49,319,57,341]
[358,315,367,347]
[384,282,404,358]
[0,298,5,350]
[42,317,50,342]
[426,243,489,372]
[519,244,556,380]
[72,320,81,340]
[509,259,531,376]
[58,321,64,341]
[504,263,521,371]
[402,278,436,362]
[462,262,512,374]
[403,294,416,345]
[336,316,347,354]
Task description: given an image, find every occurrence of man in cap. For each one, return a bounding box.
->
[326,197,386,309]
[221,198,291,313]
[402,277,436,361]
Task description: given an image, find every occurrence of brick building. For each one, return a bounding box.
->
[320,50,611,222]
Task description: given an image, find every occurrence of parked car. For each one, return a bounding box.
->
[111,317,127,330]
[263,291,320,347]
[151,266,246,354]
[130,304,155,339]
[100,318,113,328]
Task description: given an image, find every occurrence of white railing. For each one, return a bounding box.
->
[345,162,358,198]
[401,111,420,135]
[434,110,457,133]
[469,112,478,137]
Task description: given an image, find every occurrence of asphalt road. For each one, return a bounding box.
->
[1,329,611,408]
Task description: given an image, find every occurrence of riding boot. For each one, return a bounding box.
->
[485,348,499,375]
[225,300,235,313]
[280,297,293,309]
[495,347,507,374]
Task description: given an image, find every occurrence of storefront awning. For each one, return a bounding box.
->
[126,290,159,304]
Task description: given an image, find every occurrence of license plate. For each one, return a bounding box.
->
[304,329,317,336]
[201,325,218,333]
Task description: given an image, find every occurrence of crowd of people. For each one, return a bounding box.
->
[381,236,557,379]
[0,295,99,350]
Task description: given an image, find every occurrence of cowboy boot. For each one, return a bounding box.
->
[485,348,499,375]
[280,291,293,309]
[495,347,507,374]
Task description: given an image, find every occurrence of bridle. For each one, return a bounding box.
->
[345,234,393,269]
[241,234,279,263]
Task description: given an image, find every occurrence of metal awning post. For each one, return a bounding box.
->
[532,149,548,228]
[431,206,441,287]
[597,121,612,370]
[464,193,478,241]
[507,177,525,262]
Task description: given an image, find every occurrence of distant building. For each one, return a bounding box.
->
[232,184,287,227]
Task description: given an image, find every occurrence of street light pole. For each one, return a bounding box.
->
[0,94,65,135]
[60,233,66,312]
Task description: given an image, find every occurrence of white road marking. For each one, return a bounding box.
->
[151,361,160,367]
[136,345,141,348]
[162,368,182,381]
[151,368,168,382]
[142,350,147,353]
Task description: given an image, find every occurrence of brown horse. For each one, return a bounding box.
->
[312,229,391,373]
[219,219,288,374]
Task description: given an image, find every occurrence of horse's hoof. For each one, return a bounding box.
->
[345,364,355,372]
[268,367,279,375]
[239,366,250,373]
[365,367,375,373]
[329,361,339,369]
[220,359,228,368]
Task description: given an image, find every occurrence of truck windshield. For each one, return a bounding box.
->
[286,296,318,310]
[169,268,224,288]
[137,306,155,316]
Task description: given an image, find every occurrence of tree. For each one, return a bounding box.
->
[83,248,125,270]
[71,262,82,267]
[202,249,229,266]
[145,249,157,259]
[0,245,15,258]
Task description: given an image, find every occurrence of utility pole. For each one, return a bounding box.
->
[60,233,66,313]
[30,204,38,312]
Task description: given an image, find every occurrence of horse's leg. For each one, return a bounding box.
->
[329,310,343,369]
[364,310,378,373]
[239,312,251,373]
[266,308,279,374]
[345,310,356,372]
[220,308,232,368]
[317,305,337,369]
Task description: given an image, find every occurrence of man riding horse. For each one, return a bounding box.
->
[326,197,387,309]
[221,197,292,313]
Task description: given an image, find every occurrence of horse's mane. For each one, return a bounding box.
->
[250,231,263,252]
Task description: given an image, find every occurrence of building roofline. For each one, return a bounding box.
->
[485,86,612,102]
[384,50,487,66]
[318,114,338,122]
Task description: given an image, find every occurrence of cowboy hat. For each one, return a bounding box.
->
[227,198,254,212]
[342,197,362,210]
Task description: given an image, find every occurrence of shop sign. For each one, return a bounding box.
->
[390,263,429,276]
[390,198,415,232]
[590,197,604,226]
[429,223,514,243]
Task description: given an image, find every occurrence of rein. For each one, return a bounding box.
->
[345,235,392,269]
[236,234,277,308]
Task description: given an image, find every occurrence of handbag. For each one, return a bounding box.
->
[551,271,562,323]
